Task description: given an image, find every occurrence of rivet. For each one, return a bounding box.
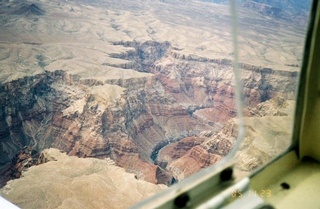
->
[220,167,233,182]
[174,193,190,208]
[259,204,275,209]
[280,182,290,190]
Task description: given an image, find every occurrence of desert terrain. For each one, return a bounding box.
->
[0,0,310,208]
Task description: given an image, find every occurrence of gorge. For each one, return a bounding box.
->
[0,40,298,185]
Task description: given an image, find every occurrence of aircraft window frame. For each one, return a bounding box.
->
[130,0,254,207]
[131,0,314,208]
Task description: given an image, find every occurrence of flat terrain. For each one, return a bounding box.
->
[0,0,306,84]
[0,149,166,209]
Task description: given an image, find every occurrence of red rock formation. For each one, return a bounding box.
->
[167,145,222,180]
[157,136,205,164]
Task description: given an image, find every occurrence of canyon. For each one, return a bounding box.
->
[0,40,298,184]
[0,0,310,208]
